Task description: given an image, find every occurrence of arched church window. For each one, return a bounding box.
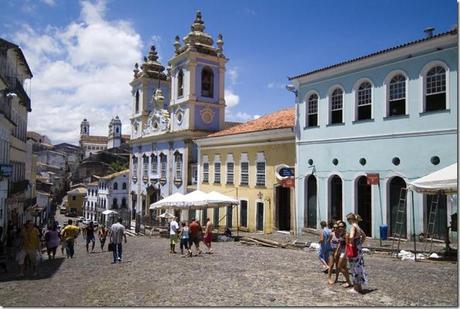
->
[116,127,119,134]
[177,69,184,97]
[201,67,214,98]
[135,90,140,113]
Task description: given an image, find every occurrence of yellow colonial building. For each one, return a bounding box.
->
[66,187,87,217]
[195,108,295,234]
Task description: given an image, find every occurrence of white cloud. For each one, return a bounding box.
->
[267,81,285,89]
[41,0,56,6]
[227,67,238,85]
[253,115,260,119]
[224,88,240,109]
[14,0,144,144]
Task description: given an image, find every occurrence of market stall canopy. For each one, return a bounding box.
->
[409,163,457,194]
[102,209,118,215]
[183,190,210,208]
[150,192,185,210]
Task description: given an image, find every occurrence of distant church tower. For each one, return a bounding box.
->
[107,115,122,149]
[80,118,90,136]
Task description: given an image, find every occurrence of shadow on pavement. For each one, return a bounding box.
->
[0,257,65,282]
[361,288,378,295]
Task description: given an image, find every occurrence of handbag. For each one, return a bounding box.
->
[108,243,114,252]
[346,242,358,258]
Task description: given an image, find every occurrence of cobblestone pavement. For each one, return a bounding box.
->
[0,216,457,307]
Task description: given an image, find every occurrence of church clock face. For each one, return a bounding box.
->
[200,107,214,124]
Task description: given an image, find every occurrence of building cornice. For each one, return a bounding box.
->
[195,128,295,147]
[297,128,457,145]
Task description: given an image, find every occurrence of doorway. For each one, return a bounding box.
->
[256,202,264,231]
[276,186,291,231]
[357,176,372,237]
[305,176,317,228]
[389,177,407,238]
[329,175,343,221]
[226,206,233,228]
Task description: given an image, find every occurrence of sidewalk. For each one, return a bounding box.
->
[233,230,457,257]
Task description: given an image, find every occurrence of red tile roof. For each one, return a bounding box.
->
[80,135,108,144]
[206,107,295,138]
[289,28,457,80]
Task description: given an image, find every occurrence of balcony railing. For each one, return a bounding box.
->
[0,56,31,111]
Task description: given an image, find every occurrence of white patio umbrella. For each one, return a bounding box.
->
[159,212,175,219]
[409,163,457,194]
[150,192,186,210]
[207,191,239,207]
[102,209,118,215]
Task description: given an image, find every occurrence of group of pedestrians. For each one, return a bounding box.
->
[318,213,368,294]
[169,217,214,257]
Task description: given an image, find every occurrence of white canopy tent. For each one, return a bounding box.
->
[409,163,457,194]
[102,209,118,215]
[207,191,239,207]
[158,212,175,219]
[149,192,186,210]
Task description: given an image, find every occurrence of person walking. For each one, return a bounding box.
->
[17,220,41,277]
[327,222,340,285]
[169,217,179,254]
[44,224,60,260]
[60,220,80,259]
[109,218,127,263]
[179,221,191,257]
[98,225,108,251]
[85,222,96,253]
[188,218,202,255]
[318,220,332,272]
[203,218,214,254]
[346,213,368,293]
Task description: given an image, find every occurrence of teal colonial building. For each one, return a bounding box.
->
[289,28,457,239]
[129,12,228,222]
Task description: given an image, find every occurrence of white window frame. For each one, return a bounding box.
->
[305,90,319,127]
[214,155,221,184]
[240,153,249,186]
[203,155,209,183]
[420,61,449,112]
[255,152,266,187]
[174,152,183,181]
[352,78,374,121]
[384,70,409,117]
[328,85,345,124]
[226,154,234,185]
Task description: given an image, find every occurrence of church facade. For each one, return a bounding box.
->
[79,116,129,158]
[129,11,227,221]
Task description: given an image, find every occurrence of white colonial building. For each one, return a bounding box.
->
[95,170,129,225]
[84,182,98,221]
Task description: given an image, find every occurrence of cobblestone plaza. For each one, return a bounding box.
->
[0,230,456,307]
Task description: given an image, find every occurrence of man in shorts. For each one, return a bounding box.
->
[18,220,40,277]
[169,217,179,254]
[188,218,202,255]
[60,220,80,258]
[203,217,214,254]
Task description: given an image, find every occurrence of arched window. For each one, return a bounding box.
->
[306,93,318,127]
[135,90,140,113]
[177,69,184,97]
[113,198,118,208]
[201,67,214,98]
[425,65,446,111]
[122,182,127,190]
[330,88,343,124]
[356,81,372,120]
[116,127,119,134]
[388,74,406,116]
[122,198,127,207]
[113,182,118,190]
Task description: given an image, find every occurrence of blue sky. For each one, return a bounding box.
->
[0,0,457,144]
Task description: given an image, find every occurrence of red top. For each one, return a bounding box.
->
[189,221,200,236]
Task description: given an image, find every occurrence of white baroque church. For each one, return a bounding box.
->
[129,11,231,221]
[79,116,130,158]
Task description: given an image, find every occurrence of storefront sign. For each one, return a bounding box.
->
[366,173,380,185]
[281,177,295,188]
[275,164,295,180]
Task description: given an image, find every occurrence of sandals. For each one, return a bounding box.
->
[342,283,353,288]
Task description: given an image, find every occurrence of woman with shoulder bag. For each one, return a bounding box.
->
[346,213,368,293]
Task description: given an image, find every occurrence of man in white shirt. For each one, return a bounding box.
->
[169,217,179,254]
[110,218,127,263]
